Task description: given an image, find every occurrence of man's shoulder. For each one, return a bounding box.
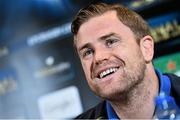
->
[165,73,180,89]
[165,73,180,106]
[75,100,107,119]
[165,73,180,86]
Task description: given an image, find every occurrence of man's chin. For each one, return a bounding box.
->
[94,87,129,101]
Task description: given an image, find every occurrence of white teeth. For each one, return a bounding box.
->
[99,67,119,79]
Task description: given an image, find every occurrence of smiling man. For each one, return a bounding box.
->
[71,2,180,119]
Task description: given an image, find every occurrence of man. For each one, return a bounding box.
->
[71,2,180,119]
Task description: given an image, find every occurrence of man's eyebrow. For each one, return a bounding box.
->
[77,33,118,52]
[99,32,118,40]
[78,43,91,53]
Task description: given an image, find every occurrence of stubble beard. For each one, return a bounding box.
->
[94,58,147,102]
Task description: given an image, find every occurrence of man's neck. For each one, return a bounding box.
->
[110,67,159,119]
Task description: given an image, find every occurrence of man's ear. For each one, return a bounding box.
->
[140,35,154,63]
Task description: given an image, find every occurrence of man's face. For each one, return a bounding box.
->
[75,11,147,100]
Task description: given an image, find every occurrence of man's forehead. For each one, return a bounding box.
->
[76,11,119,41]
[78,10,118,32]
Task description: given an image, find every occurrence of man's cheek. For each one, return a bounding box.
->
[81,62,86,70]
[82,65,89,77]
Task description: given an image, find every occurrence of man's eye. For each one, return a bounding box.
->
[105,39,117,47]
[83,48,94,57]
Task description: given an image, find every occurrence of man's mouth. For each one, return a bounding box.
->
[97,67,119,79]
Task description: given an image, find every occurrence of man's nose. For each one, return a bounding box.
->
[94,48,110,65]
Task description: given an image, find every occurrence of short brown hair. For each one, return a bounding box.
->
[71,2,150,43]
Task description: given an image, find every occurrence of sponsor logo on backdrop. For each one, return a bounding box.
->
[27,23,71,46]
[0,46,9,57]
[38,86,83,119]
[34,62,72,78]
[0,68,17,95]
[150,19,180,43]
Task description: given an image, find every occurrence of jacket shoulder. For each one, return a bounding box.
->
[75,101,107,119]
[165,73,180,107]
